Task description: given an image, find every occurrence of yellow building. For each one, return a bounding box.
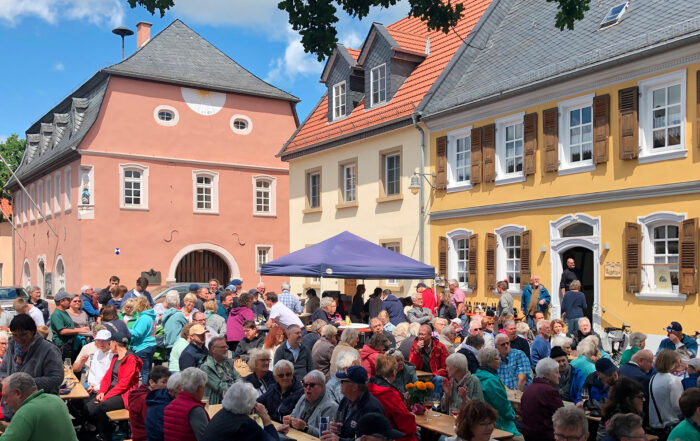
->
[419,0,699,343]
[279,1,492,298]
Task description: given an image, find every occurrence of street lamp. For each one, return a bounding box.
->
[409,171,435,195]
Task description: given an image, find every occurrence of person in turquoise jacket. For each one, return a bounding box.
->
[130,297,157,384]
[0,372,78,441]
[474,347,521,438]
[162,293,188,349]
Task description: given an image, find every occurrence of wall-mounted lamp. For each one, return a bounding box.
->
[602,244,610,250]
[539,246,547,252]
[409,171,435,195]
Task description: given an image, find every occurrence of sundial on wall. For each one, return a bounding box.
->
[180,87,226,116]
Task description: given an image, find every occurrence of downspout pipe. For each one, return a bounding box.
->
[412,112,426,266]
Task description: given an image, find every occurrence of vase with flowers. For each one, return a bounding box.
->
[405,381,435,414]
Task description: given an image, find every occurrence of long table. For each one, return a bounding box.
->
[415,412,513,440]
[206,405,318,441]
[61,370,90,400]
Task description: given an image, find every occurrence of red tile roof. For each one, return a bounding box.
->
[282,0,492,156]
[346,48,361,62]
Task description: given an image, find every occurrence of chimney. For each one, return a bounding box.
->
[136,22,152,48]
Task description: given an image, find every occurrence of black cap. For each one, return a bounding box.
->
[355,413,405,440]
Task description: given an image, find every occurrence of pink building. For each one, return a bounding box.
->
[7,20,297,296]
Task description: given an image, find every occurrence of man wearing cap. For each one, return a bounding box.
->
[50,291,91,361]
[551,346,586,406]
[343,412,405,441]
[179,324,209,370]
[583,358,618,409]
[322,366,385,441]
[658,321,698,358]
[683,358,700,390]
[72,327,115,394]
[250,289,268,320]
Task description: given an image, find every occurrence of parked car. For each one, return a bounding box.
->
[152,283,207,306]
[0,286,29,322]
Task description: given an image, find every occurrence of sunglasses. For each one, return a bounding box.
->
[302,382,319,388]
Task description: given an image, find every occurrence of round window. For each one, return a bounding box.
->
[230,114,252,134]
[233,119,247,130]
[153,105,179,126]
[158,111,174,122]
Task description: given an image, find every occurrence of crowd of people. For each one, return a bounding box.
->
[0,273,697,441]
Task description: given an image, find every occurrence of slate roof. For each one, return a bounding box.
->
[421,0,700,118]
[280,0,493,159]
[105,19,298,102]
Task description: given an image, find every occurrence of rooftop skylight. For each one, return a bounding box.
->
[600,2,629,29]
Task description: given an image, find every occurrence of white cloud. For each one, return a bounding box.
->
[340,31,363,50]
[0,0,124,27]
[0,135,7,144]
[53,62,64,71]
[265,26,323,85]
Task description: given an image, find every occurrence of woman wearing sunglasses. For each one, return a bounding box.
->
[257,359,303,424]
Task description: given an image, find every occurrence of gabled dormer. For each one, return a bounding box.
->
[321,45,364,122]
[357,23,427,110]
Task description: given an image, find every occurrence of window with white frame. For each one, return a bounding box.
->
[14,192,20,227]
[192,171,219,214]
[637,212,685,299]
[342,163,357,202]
[382,242,401,285]
[256,246,272,272]
[29,185,35,222]
[333,82,346,120]
[495,113,525,185]
[119,164,149,210]
[44,177,52,217]
[253,176,276,216]
[495,225,525,291]
[558,95,594,173]
[383,152,400,196]
[22,192,28,224]
[36,181,43,220]
[64,167,71,212]
[370,64,387,106]
[53,173,61,214]
[447,229,472,290]
[447,127,471,189]
[307,171,321,209]
[639,70,686,162]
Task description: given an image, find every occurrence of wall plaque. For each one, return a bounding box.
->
[141,269,162,285]
[604,262,621,278]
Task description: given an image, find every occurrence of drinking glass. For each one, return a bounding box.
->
[581,387,589,402]
[423,397,433,421]
[432,392,442,417]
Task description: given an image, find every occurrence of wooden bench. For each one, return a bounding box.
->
[107,409,130,422]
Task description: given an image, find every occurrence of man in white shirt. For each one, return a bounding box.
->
[72,328,114,393]
[264,292,303,330]
[12,298,44,327]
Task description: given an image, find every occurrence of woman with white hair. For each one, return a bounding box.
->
[387,348,418,393]
[329,327,359,376]
[474,347,522,439]
[163,367,209,441]
[285,370,339,436]
[326,350,360,404]
[399,322,421,361]
[202,381,278,441]
[243,348,275,397]
[570,338,598,377]
[392,322,411,348]
[620,331,646,365]
[257,359,304,422]
[311,296,342,326]
[312,325,338,379]
[519,358,564,440]
[551,335,573,355]
[442,353,483,414]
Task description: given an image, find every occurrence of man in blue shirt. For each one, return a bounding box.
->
[79,285,101,318]
[531,319,552,369]
[278,282,303,314]
[657,321,698,358]
[495,333,532,392]
[121,276,154,307]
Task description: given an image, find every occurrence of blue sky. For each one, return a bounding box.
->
[0,0,409,141]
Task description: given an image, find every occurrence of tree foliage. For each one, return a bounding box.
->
[0,134,26,201]
[126,0,589,61]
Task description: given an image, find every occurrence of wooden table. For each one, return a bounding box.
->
[414,412,513,440]
[273,423,319,441]
[416,370,434,380]
[235,360,252,378]
[207,404,222,417]
[60,371,90,400]
[107,409,130,421]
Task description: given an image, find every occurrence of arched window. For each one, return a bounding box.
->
[54,256,66,294]
[637,212,685,298]
[21,260,31,288]
[447,229,472,290]
[495,225,526,291]
[562,222,594,237]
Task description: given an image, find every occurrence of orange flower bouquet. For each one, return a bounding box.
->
[405,380,435,408]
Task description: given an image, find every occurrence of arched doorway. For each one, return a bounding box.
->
[175,250,230,283]
[561,247,594,323]
[167,243,239,284]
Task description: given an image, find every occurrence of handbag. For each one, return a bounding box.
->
[648,375,675,441]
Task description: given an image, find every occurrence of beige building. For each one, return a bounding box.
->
[279,0,492,298]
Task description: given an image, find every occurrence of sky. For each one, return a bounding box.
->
[0,0,410,141]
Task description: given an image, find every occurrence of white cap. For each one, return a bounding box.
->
[685,358,700,370]
[95,330,112,341]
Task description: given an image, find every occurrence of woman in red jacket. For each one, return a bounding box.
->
[360,333,390,377]
[86,325,143,441]
[368,354,418,441]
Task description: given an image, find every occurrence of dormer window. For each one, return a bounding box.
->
[332,82,346,120]
[371,64,387,106]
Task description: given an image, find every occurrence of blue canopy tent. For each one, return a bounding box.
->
[260,231,435,280]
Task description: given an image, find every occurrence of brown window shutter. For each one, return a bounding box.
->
[482,124,496,182]
[679,218,698,295]
[520,230,532,287]
[344,279,357,295]
[624,222,642,293]
[619,86,639,159]
[486,233,497,290]
[435,136,448,191]
[593,94,610,164]
[523,113,538,175]
[468,234,478,290]
[543,107,558,172]
[439,236,448,278]
[470,127,483,185]
[697,71,700,149]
